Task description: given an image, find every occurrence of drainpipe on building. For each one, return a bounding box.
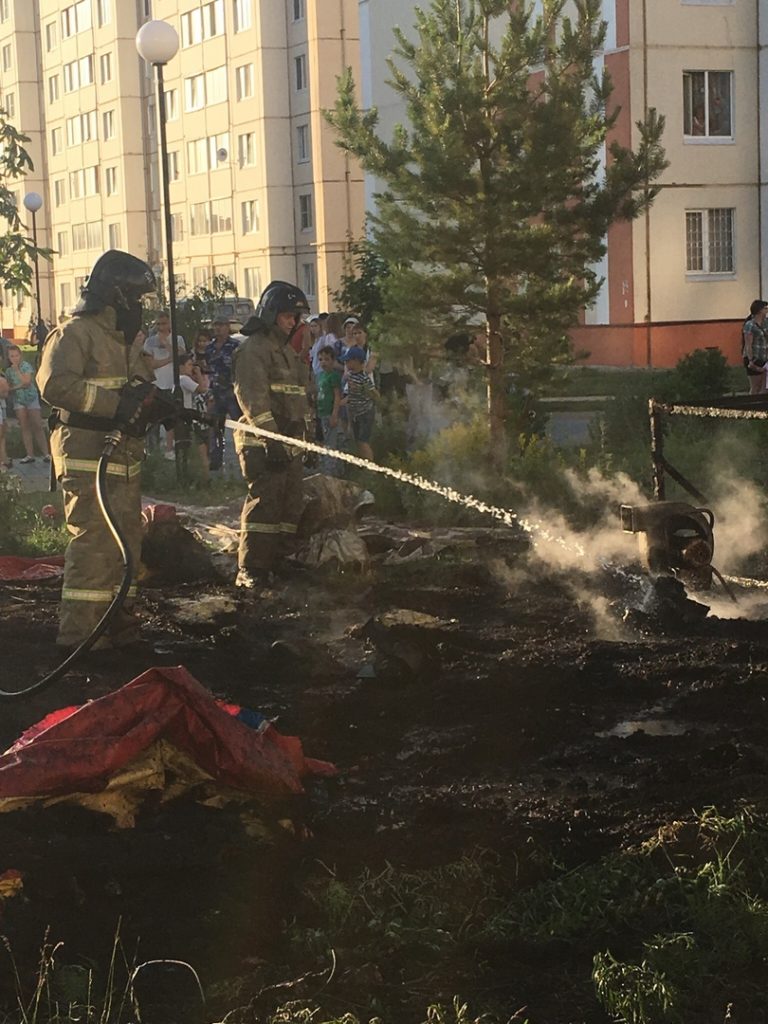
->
[31,0,53,322]
[642,0,652,368]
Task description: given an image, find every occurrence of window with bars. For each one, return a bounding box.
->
[685,208,734,274]
[683,71,733,139]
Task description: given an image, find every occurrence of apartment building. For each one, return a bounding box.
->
[359,0,764,367]
[0,0,364,338]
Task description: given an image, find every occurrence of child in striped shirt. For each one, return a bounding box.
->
[340,345,378,461]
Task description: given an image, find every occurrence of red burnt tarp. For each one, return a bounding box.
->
[0,555,65,582]
[0,666,335,802]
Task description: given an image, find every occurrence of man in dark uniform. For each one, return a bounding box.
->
[232,280,310,588]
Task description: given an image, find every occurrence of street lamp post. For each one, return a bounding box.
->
[22,192,46,348]
[136,20,188,478]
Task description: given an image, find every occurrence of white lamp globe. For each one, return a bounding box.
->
[136,20,179,65]
[23,192,43,213]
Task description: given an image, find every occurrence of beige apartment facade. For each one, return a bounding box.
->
[359,0,765,367]
[0,0,364,338]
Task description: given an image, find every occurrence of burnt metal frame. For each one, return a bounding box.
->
[649,395,768,502]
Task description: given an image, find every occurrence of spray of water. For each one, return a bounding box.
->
[224,419,586,557]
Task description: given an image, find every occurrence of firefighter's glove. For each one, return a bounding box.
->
[115,381,175,437]
[265,438,290,469]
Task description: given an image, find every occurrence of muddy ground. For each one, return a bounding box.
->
[1,530,768,1023]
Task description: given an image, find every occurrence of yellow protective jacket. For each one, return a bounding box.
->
[37,307,150,475]
[232,325,309,444]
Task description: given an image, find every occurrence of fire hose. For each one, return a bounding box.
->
[0,406,214,701]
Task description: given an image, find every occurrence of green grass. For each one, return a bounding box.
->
[550,365,746,398]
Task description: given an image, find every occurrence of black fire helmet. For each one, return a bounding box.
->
[241,280,310,335]
[74,250,156,316]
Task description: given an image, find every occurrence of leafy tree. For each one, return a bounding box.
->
[0,110,53,297]
[334,235,390,324]
[327,0,667,463]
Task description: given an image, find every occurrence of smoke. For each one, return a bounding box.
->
[523,466,645,574]
[709,476,768,573]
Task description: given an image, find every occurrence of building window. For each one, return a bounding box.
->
[48,75,60,103]
[163,89,178,121]
[238,132,255,167]
[45,21,57,51]
[292,0,305,20]
[184,74,205,112]
[302,262,316,299]
[105,166,118,195]
[100,53,112,84]
[97,0,110,26]
[103,111,115,140]
[241,199,259,234]
[210,198,233,233]
[171,212,184,241]
[190,202,210,236]
[192,266,210,288]
[295,54,307,91]
[686,208,735,274]
[181,0,223,46]
[234,0,252,31]
[60,282,72,311]
[168,151,179,181]
[244,267,260,298]
[87,222,102,249]
[4,93,14,118]
[186,68,227,109]
[205,66,228,105]
[53,179,66,205]
[57,231,69,256]
[61,0,92,39]
[108,222,121,248]
[296,124,310,163]
[683,70,732,139]
[2,45,11,72]
[235,64,254,101]
[0,1,9,23]
[51,127,63,155]
[72,223,87,251]
[69,166,99,197]
[299,192,313,231]
[66,111,97,146]
[187,133,229,174]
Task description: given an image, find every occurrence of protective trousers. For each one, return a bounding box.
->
[54,435,143,647]
[238,446,303,571]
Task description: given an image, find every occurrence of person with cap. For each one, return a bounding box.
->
[37,249,170,650]
[232,280,311,589]
[743,300,768,395]
[205,314,241,470]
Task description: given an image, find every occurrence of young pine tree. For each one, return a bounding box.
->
[327,0,667,465]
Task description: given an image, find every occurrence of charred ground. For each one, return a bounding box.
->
[1,539,768,1024]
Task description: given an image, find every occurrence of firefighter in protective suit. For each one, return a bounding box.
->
[233,281,311,588]
[38,250,169,649]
